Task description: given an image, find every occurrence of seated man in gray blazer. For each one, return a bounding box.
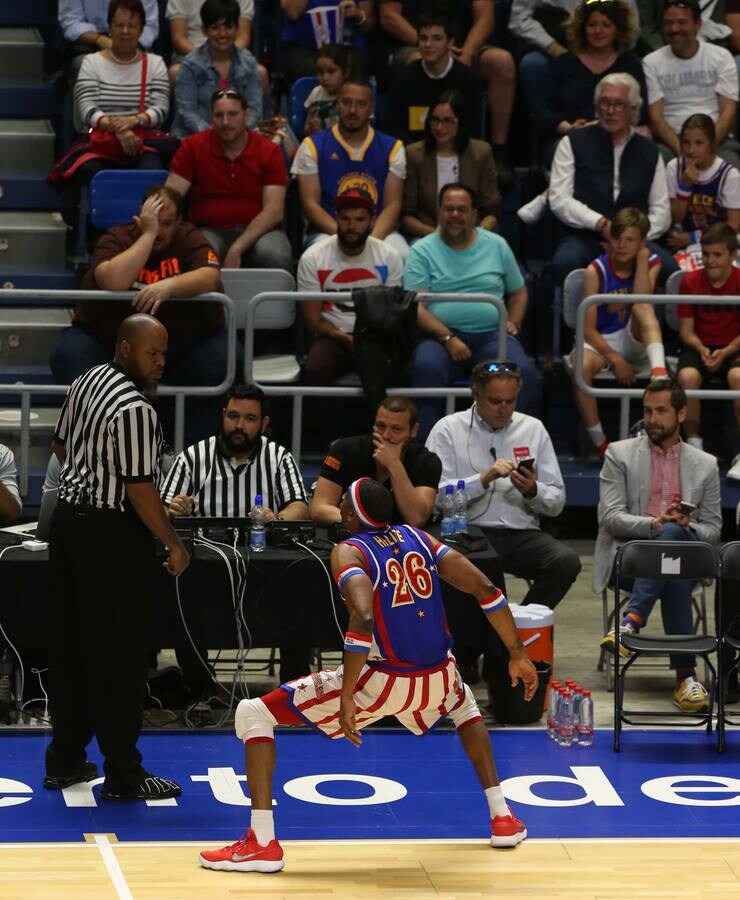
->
[595,379,721,713]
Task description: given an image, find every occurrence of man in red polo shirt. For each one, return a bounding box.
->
[676,221,740,478]
[167,88,292,271]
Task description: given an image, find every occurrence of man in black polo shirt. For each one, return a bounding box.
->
[310,396,441,528]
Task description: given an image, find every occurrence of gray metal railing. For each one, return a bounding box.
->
[0,289,237,493]
[574,293,740,439]
[243,292,508,463]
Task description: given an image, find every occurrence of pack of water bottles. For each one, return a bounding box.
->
[546,679,594,746]
[441,480,469,537]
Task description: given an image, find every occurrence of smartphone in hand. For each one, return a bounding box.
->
[677,500,697,515]
[517,457,535,472]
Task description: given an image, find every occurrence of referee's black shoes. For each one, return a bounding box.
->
[43,760,99,790]
[100,773,182,801]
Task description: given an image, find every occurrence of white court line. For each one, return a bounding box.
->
[93,834,133,900]
[3,836,740,850]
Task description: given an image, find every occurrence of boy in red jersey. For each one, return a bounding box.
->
[676,222,740,477]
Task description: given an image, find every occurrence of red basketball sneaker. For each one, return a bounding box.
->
[199,829,285,872]
[490,808,527,847]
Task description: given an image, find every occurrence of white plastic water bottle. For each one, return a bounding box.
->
[577,689,594,746]
[453,479,468,533]
[571,684,583,732]
[546,680,561,740]
[441,484,455,537]
[556,690,574,746]
[249,494,267,552]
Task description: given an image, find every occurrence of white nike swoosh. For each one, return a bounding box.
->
[232,851,262,861]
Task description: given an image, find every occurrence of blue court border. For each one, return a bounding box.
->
[0,729,739,843]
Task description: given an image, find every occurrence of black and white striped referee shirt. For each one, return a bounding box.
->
[160,435,307,516]
[55,363,162,511]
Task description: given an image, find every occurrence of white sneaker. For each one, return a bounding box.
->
[727,453,740,481]
[517,191,547,225]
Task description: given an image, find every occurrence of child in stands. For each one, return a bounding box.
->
[304,43,350,136]
[666,114,740,254]
[676,221,740,478]
[572,207,667,457]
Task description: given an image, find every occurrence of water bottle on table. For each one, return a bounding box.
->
[556,689,574,746]
[250,494,267,552]
[453,479,468,533]
[441,484,455,537]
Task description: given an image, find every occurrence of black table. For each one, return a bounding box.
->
[0,527,507,684]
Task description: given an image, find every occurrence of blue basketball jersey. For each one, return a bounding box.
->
[680,159,734,233]
[592,252,660,334]
[306,125,403,218]
[339,525,453,670]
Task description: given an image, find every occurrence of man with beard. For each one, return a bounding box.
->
[595,379,721,712]
[161,382,309,691]
[45,314,190,800]
[166,89,292,271]
[51,184,225,445]
[291,79,409,258]
[297,187,404,385]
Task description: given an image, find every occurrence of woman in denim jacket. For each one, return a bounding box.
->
[172,0,261,138]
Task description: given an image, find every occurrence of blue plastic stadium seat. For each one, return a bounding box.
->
[89,169,169,231]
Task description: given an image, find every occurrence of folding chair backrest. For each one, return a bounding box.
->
[665,269,684,332]
[720,541,740,579]
[89,169,169,230]
[616,540,719,581]
[220,268,296,330]
[562,268,586,330]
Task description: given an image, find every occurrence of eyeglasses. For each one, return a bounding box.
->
[585,0,615,4]
[598,97,629,110]
[430,116,458,127]
[441,204,471,214]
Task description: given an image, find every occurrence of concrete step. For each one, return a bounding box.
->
[0,78,58,117]
[0,171,74,210]
[0,307,71,366]
[0,119,55,172]
[0,271,80,290]
[0,211,67,269]
[0,406,60,469]
[0,28,44,79]
[0,0,57,27]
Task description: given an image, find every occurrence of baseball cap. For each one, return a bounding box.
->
[334,187,375,213]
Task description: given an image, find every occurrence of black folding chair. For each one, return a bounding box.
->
[612,540,724,752]
[720,542,740,728]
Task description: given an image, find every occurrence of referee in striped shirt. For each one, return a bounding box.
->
[161,382,310,689]
[44,314,190,801]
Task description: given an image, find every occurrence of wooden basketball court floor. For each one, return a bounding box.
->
[3,836,740,898]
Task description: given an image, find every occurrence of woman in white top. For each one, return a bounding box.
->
[666,113,740,252]
[73,0,169,178]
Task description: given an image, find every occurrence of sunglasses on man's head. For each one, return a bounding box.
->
[211,89,243,103]
[484,362,519,374]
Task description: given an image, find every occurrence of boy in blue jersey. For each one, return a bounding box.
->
[200,477,537,874]
[571,207,668,457]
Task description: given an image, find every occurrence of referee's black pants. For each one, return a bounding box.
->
[45,500,157,790]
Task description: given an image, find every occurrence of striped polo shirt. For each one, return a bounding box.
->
[55,362,161,511]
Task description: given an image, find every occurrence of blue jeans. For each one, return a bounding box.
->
[51,325,243,447]
[621,522,698,671]
[410,331,543,442]
[519,51,551,125]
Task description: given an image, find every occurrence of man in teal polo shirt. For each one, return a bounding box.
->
[404,182,542,440]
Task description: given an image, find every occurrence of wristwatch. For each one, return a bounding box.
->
[439,333,453,344]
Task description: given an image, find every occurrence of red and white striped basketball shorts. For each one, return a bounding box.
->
[277,656,483,739]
